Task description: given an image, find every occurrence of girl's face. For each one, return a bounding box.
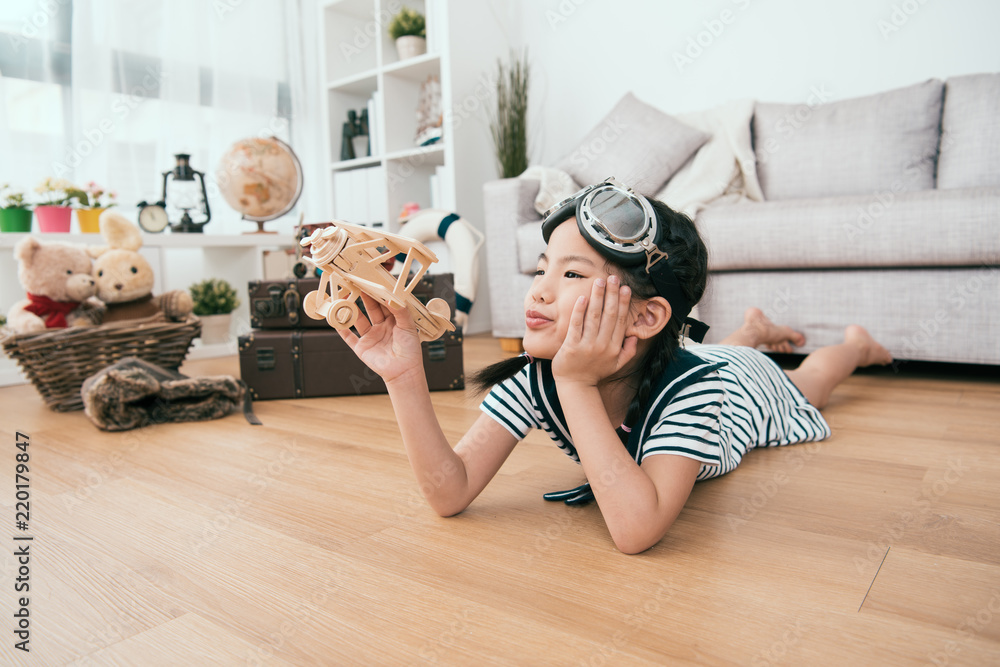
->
[523,219,618,359]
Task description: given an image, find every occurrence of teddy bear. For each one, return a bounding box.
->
[6,237,105,334]
[88,210,193,323]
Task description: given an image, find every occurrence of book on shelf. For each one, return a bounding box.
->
[366,91,382,156]
[333,165,386,227]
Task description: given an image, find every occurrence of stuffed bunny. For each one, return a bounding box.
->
[89,210,193,323]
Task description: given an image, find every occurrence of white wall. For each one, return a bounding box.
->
[511,0,1000,165]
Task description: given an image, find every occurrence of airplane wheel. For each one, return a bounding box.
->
[327,299,359,329]
[302,291,325,320]
[426,298,451,322]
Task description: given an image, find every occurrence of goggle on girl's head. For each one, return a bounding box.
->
[541,177,709,343]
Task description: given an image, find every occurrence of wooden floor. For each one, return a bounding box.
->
[0,334,998,666]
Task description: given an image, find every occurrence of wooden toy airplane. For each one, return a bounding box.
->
[299,220,456,342]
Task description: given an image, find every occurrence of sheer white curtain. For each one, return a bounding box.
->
[1,0,321,235]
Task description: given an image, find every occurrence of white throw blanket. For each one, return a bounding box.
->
[656,98,764,219]
[519,98,764,220]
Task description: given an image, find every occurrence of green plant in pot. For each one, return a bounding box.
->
[488,49,531,179]
[0,184,34,233]
[190,278,240,344]
[389,7,426,60]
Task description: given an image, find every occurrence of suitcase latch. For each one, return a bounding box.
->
[256,347,276,371]
[427,339,446,362]
[283,286,300,326]
[253,285,288,324]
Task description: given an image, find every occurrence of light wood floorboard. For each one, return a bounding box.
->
[0,334,997,665]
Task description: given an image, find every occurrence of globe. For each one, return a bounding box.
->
[217,136,303,233]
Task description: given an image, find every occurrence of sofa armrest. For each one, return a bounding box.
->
[482,178,542,339]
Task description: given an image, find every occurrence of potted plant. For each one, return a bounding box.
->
[33,178,83,233]
[488,50,531,179]
[388,7,426,60]
[75,181,117,234]
[0,184,33,233]
[190,278,241,345]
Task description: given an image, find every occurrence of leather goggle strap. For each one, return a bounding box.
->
[646,264,709,343]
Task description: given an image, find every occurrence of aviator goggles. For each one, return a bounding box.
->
[541,177,709,343]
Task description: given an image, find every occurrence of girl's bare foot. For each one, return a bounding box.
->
[844,325,893,366]
[741,307,806,353]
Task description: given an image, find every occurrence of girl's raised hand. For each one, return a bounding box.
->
[338,293,425,386]
[552,274,638,387]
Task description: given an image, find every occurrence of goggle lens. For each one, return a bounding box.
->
[589,190,647,243]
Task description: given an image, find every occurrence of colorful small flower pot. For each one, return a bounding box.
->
[0,208,33,233]
[35,205,72,233]
[76,208,105,234]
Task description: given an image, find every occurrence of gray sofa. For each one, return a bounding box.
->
[483,74,1000,365]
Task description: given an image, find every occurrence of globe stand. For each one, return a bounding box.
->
[243,216,279,235]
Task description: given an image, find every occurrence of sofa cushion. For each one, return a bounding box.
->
[697,187,1000,271]
[555,92,709,197]
[938,73,1000,189]
[753,79,945,200]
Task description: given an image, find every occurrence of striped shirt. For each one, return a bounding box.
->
[481,346,830,480]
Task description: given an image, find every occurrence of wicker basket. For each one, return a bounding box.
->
[1,314,202,412]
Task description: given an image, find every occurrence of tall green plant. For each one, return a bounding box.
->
[489,50,530,179]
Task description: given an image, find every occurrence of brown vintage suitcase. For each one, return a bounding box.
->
[248,273,458,330]
[238,328,464,400]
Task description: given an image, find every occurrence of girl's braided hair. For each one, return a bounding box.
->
[470,197,709,428]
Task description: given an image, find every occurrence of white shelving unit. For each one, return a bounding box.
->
[0,232,296,386]
[318,0,515,334]
[320,0,448,232]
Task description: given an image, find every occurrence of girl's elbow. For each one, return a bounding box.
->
[428,496,470,518]
[612,520,675,555]
[614,534,659,555]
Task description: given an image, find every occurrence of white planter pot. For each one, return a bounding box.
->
[395,35,426,60]
[199,313,232,345]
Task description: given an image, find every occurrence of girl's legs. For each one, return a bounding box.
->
[784,325,893,409]
[719,307,806,353]
[717,308,893,409]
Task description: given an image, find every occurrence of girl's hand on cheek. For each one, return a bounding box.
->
[552,275,638,387]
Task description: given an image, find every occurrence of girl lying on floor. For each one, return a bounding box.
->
[339,178,892,554]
